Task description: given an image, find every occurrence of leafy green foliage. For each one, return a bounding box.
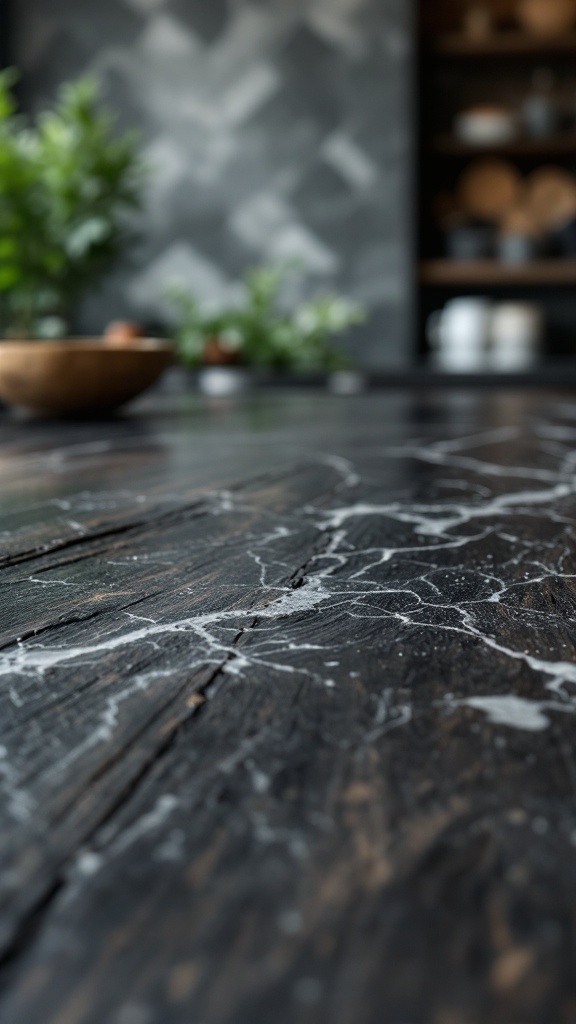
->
[0,71,144,337]
[169,264,365,372]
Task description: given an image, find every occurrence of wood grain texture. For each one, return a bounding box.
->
[1,388,576,1023]
[420,259,576,287]
[430,31,576,56]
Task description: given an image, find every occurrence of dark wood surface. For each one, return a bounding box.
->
[434,134,576,157]
[430,31,576,57]
[1,387,576,1024]
[420,260,576,288]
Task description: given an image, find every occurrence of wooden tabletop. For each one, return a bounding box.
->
[1,387,576,1024]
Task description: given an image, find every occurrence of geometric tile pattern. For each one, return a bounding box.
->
[12,0,414,368]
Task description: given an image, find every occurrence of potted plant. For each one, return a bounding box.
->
[0,70,145,338]
[169,264,365,394]
[0,71,172,415]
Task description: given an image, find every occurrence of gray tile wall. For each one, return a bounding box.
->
[13,0,414,368]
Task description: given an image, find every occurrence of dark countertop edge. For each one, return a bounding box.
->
[162,367,576,391]
[364,371,576,389]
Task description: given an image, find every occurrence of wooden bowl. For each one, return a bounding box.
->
[0,339,173,416]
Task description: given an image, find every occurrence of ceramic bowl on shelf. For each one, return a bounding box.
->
[525,166,576,233]
[455,106,518,146]
[0,338,173,416]
[517,0,576,36]
[458,159,523,222]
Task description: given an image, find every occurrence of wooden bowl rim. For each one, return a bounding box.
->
[0,338,173,354]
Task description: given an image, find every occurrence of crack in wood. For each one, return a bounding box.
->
[0,879,65,999]
[0,615,262,979]
[0,521,147,572]
[3,395,576,1023]
[0,591,167,656]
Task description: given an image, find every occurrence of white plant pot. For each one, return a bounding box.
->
[327,371,366,395]
[197,367,253,397]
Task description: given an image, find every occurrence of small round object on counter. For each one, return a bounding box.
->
[202,335,243,366]
[197,367,252,397]
[327,371,366,395]
[103,321,145,348]
[458,159,524,222]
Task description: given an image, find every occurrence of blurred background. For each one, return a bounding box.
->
[1,0,576,374]
[419,0,576,374]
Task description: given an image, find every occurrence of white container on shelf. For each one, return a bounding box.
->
[489,303,544,370]
[454,106,518,146]
[427,298,493,372]
[197,367,252,397]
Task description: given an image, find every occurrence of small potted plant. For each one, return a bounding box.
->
[169,264,365,395]
[0,71,171,415]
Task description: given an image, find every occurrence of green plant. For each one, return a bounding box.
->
[0,71,144,338]
[169,264,365,372]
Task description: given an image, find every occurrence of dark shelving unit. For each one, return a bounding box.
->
[421,259,576,287]
[0,0,10,69]
[417,0,576,364]
[433,133,576,157]
[433,31,576,57]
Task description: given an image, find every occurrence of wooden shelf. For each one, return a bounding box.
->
[433,134,576,157]
[430,32,576,57]
[420,260,576,286]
